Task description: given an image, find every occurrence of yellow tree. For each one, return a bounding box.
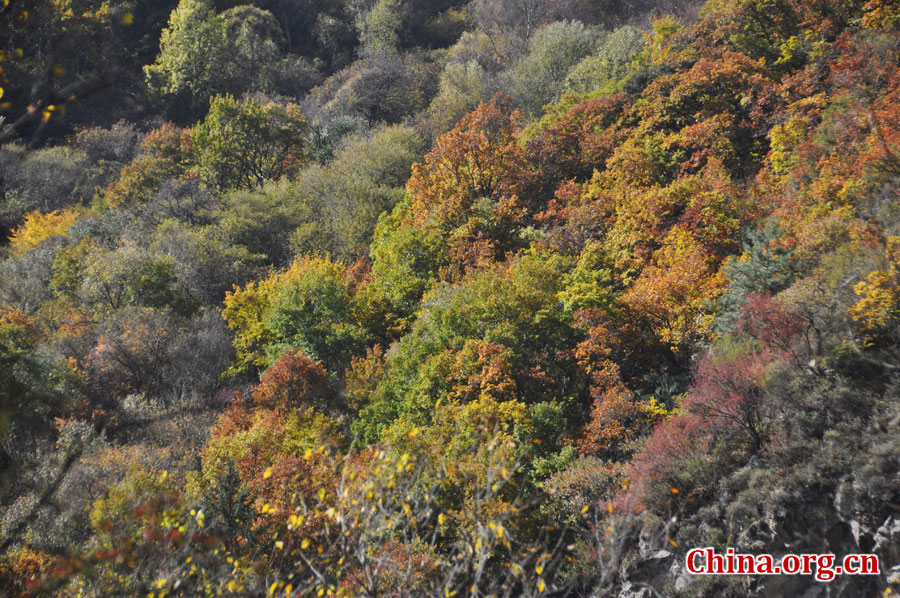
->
[7,209,79,256]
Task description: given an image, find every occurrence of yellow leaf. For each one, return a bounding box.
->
[538,579,546,594]
[264,467,273,479]
[121,12,134,25]
[301,539,310,550]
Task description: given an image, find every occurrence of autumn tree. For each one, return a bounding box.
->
[252,348,331,410]
[391,94,535,283]
[85,306,178,400]
[101,124,194,210]
[7,209,80,256]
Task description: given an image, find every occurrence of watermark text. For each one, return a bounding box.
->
[686,547,879,582]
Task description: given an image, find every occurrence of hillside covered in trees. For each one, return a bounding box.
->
[1,0,900,596]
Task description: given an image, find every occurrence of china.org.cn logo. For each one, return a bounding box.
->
[686,547,880,582]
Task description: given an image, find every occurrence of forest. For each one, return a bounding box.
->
[1,0,899,596]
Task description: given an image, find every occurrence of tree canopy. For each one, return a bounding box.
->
[2,1,900,596]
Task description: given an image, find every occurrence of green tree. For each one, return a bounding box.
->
[564,24,645,95]
[356,0,404,57]
[0,308,80,472]
[144,0,226,117]
[216,179,323,267]
[222,256,367,376]
[427,60,492,134]
[361,201,449,336]
[264,258,367,374]
[291,125,427,258]
[355,251,578,441]
[503,20,599,117]
[79,244,196,317]
[714,224,800,333]
[219,6,284,86]
[144,0,285,117]
[191,95,311,190]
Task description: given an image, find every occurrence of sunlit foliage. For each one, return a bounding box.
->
[2,1,900,597]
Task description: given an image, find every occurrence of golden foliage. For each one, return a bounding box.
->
[7,209,79,255]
